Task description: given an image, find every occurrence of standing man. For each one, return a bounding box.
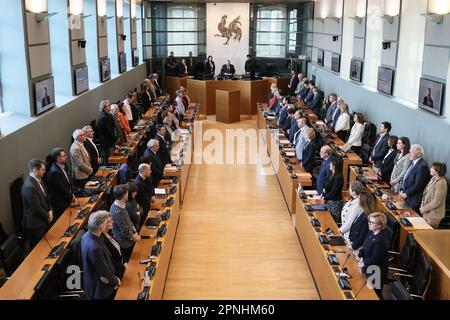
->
[70,129,93,188]
[81,211,121,300]
[166,51,178,76]
[83,125,103,174]
[156,125,173,166]
[317,146,334,195]
[294,117,310,161]
[22,159,53,250]
[369,122,392,172]
[45,148,75,220]
[140,139,164,187]
[220,60,235,79]
[399,144,431,213]
[245,54,256,79]
[288,70,299,96]
[188,51,196,74]
[97,100,118,165]
[152,73,162,97]
[134,164,154,226]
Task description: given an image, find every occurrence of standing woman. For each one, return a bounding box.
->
[347,112,365,153]
[340,181,364,239]
[205,56,215,76]
[358,212,390,297]
[379,135,398,183]
[390,137,411,193]
[334,103,350,142]
[126,182,142,232]
[101,213,126,279]
[420,162,448,228]
[323,157,344,222]
[348,191,375,256]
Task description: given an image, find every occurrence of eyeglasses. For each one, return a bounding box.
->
[368,220,379,226]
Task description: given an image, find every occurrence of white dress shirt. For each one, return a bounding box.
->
[334,112,350,133]
[122,99,133,121]
[347,122,364,147]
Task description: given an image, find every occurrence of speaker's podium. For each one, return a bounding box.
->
[215,90,240,123]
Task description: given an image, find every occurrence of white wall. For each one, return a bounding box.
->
[206,3,250,74]
[363,0,383,88]
[341,0,356,79]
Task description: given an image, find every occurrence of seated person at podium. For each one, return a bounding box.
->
[220,60,236,79]
[204,55,216,76]
[166,51,178,76]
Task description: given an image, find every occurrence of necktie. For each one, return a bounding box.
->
[37,179,48,199]
[402,162,415,186]
[373,135,383,155]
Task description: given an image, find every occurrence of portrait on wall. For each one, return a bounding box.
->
[35,77,55,115]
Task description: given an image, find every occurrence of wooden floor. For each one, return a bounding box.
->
[163,116,319,300]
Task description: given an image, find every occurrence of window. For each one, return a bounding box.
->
[255,6,287,58]
[142,3,206,59]
[288,9,297,52]
[167,6,198,56]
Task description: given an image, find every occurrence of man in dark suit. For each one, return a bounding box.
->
[328,96,344,131]
[45,148,75,221]
[22,159,53,250]
[288,70,299,96]
[303,81,315,105]
[81,211,120,300]
[156,125,172,166]
[133,164,154,226]
[220,60,235,79]
[298,80,310,101]
[370,122,392,171]
[178,58,190,77]
[399,144,431,213]
[83,125,103,174]
[97,100,118,165]
[244,54,256,79]
[307,86,324,115]
[324,94,338,126]
[151,73,162,97]
[140,139,164,187]
[288,111,301,143]
[280,107,295,133]
[316,146,333,195]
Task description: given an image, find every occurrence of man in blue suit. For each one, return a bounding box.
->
[369,122,391,171]
[307,86,324,115]
[280,106,295,133]
[298,80,310,102]
[288,111,301,143]
[81,211,121,300]
[399,144,431,213]
[304,82,315,106]
[328,96,344,131]
[316,145,334,195]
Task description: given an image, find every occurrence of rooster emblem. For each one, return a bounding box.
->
[215,15,242,46]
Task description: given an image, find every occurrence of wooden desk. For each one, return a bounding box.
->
[215,90,240,123]
[263,76,290,94]
[115,180,180,300]
[414,230,450,300]
[165,77,187,100]
[186,78,267,115]
[108,123,150,165]
[294,193,378,300]
[0,169,118,300]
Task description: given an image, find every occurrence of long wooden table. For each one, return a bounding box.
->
[414,230,450,300]
[115,179,180,300]
[0,168,118,299]
[294,191,378,300]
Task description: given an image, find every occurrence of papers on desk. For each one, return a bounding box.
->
[285,152,296,157]
[339,143,352,153]
[267,116,276,120]
[164,165,178,172]
[85,181,100,187]
[154,188,167,195]
[304,190,321,199]
[405,217,433,230]
[279,139,290,145]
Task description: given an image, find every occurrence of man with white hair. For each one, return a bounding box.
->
[83,125,103,173]
[81,211,121,300]
[133,163,154,225]
[140,139,164,187]
[110,104,127,145]
[70,129,93,188]
[399,144,431,213]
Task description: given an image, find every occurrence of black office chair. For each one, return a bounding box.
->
[9,176,24,238]
[391,252,432,300]
[388,232,417,276]
[0,223,8,245]
[383,280,411,300]
[34,267,60,300]
[384,212,400,250]
[0,234,26,277]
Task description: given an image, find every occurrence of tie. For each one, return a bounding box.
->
[373,135,382,155]
[37,179,48,200]
[402,162,415,186]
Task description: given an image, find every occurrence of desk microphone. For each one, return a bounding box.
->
[340,253,352,274]
[43,234,53,250]
[352,279,368,300]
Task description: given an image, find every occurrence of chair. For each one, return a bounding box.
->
[0,234,26,276]
[383,280,411,300]
[388,232,417,276]
[384,212,400,250]
[0,223,8,245]
[391,252,432,300]
[9,176,24,238]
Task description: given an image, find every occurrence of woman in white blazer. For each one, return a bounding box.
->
[340,181,364,241]
[347,112,365,152]
[334,103,350,141]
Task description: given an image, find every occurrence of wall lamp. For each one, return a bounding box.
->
[33,11,58,23]
[100,15,115,23]
[421,12,447,24]
[119,16,129,21]
[326,16,341,23]
[380,15,397,24]
[314,17,325,23]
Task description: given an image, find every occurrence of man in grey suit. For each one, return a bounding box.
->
[22,159,53,250]
[70,129,93,188]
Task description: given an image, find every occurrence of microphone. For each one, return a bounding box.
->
[43,234,52,250]
[352,279,368,300]
[340,253,352,275]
